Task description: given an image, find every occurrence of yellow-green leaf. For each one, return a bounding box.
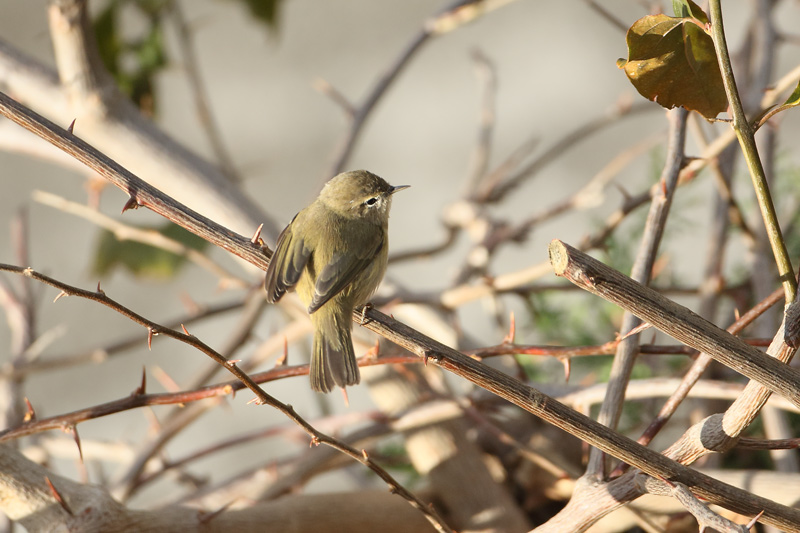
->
[672,0,709,24]
[782,81,800,107]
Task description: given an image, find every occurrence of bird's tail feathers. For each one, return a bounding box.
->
[311,320,360,393]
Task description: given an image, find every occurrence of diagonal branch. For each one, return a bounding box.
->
[549,240,800,406]
[0,90,270,271]
[0,264,452,533]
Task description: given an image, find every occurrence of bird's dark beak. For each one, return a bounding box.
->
[389,185,410,195]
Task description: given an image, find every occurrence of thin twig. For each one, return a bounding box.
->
[583,0,628,32]
[167,0,240,182]
[33,190,248,287]
[330,0,505,175]
[464,48,497,192]
[473,101,653,202]
[587,107,688,477]
[0,90,271,271]
[0,264,452,532]
[1,300,243,379]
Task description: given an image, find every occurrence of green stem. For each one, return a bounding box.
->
[708,0,796,303]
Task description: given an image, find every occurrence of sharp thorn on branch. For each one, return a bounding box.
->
[619,321,652,341]
[45,477,73,516]
[67,425,83,463]
[502,311,516,344]
[561,357,571,383]
[274,337,288,367]
[250,223,263,244]
[121,196,139,214]
[746,510,765,529]
[23,397,36,422]
[134,367,146,396]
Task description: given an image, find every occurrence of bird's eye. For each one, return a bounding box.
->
[365,197,379,206]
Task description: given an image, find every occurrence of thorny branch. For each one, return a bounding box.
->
[0,264,452,533]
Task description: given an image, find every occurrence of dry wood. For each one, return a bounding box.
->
[549,240,800,407]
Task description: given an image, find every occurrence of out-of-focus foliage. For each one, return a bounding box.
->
[227,0,284,30]
[93,0,169,114]
[93,222,209,278]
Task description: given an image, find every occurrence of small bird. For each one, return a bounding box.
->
[265,170,408,393]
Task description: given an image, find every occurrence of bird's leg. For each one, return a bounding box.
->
[359,303,373,325]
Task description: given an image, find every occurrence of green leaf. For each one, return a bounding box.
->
[93,0,123,77]
[753,81,800,130]
[671,0,709,24]
[782,81,800,107]
[91,0,169,113]
[619,14,726,119]
[135,23,167,72]
[93,223,209,279]
[127,21,167,111]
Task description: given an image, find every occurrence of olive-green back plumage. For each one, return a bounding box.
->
[265,170,407,392]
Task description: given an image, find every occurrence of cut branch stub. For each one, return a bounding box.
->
[548,239,800,407]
